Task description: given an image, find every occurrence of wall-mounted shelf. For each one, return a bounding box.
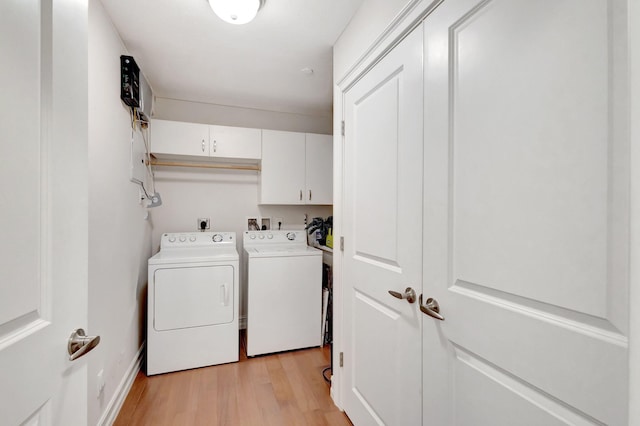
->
[148,156,260,171]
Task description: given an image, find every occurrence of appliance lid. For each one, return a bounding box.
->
[244,245,321,258]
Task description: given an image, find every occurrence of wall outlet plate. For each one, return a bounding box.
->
[197,218,210,230]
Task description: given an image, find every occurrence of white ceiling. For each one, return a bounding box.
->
[100,0,364,117]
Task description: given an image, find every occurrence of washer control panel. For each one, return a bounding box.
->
[161,232,235,249]
[244,230,306,245]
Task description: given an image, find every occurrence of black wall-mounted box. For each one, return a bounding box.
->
[120,55,140,108]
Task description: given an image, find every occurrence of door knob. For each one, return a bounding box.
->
[419,295,444,321]
[388,287,416,304]
[67,328,100,361]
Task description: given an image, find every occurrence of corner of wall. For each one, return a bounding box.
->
[88,1,153,424]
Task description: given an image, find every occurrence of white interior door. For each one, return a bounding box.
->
[0,0,90,424]
[422,0,630,424]
[342,26,423,425]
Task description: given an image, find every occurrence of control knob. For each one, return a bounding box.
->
[179,236,186,242]
[168,236,176,243]
[212,234,223,242]
[286,232,296,241]
[189,236,196,242]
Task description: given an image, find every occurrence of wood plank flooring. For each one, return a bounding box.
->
[114,336,351,426]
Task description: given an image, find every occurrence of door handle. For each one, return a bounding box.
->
[201,139,206,152]
[388,287,416,304]
[220,283,228,306]
[419,295,444,321]
[299,190,303,201]
[309,190,312,201]
[68,328,100,361]
[213,140,217,153]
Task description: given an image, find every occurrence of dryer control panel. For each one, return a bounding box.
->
[244,230,306,245]
[161,232,235,249]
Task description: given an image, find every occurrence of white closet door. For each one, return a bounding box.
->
[422,0,629,424]
[342,26,424,425]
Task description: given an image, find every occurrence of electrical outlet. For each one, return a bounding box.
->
[274,217,283,230]
[197,218,210,231]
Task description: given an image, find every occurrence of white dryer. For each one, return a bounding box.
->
[147,232,238,375]
[244,230,322,356]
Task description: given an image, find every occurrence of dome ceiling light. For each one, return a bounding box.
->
[207,0,265,25]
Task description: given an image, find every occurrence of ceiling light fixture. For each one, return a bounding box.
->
[208,0,264,25]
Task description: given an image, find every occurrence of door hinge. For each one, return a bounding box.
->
[339,352,344,367]
[340,236,344,251]
[341,120,345,136]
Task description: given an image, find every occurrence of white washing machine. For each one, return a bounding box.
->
[244,230,322,356]
[147,232,238,375]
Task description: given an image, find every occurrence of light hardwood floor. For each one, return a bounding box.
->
[114,336,351,425]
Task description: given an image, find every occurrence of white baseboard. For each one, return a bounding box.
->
[98,343,145,426]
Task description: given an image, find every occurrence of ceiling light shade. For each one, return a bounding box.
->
[208,0,262,25]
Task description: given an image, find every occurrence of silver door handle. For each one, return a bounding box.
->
[388,287,416,304]
[68,328,100,361]
[419,295,444,321]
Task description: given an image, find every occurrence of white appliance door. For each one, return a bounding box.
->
[0,0,90,424]
[342,25,424,425]
[247,255,322,356]
[154,265,234,330]
[422,0,629,424]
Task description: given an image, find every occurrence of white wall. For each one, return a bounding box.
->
[88,1,152,424]
[153,97,332,134]
[333,0,411,81]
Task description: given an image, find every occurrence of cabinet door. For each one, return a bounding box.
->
[150,119,209,157]
[260,130,305,204]
[305,133,333,204]
[210,125,261,160]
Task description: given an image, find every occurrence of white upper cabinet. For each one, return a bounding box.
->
[261,130,306,204]
[305,133,333,204]
[150,120,261,161]
[260,129,333,205]
[151,119,209,157]
[210,125,261,160]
